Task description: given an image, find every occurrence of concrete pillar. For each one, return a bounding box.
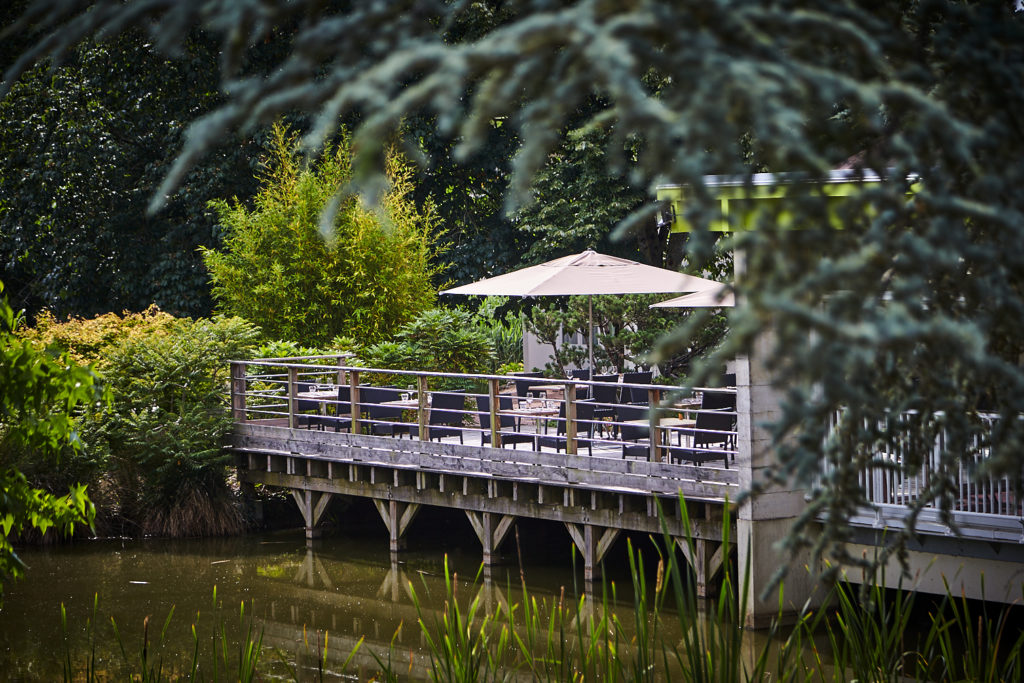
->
[735,333,823,628]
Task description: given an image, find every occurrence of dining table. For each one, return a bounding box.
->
[296,385,340,415]
[504,401,560,434]
[621,416,698,449]
[380,396,424,410]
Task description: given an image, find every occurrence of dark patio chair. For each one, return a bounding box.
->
[590,374,620,436]
[535,400,595,456]
[699,387,736,412]
[413,391,466,443]
[670,388,735,467]
[617,403,650,459]
[308,385,352,432]
[570,369,591,400]
[476,395,533,449]
[361,386,411,437]
[669,408,734,468]
[512,371,545,429]
[621,371,653,404]
[294,382,322,429]
[514,371,545,399]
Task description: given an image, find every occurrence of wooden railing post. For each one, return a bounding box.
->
[336,355,346,386]
[417,375,429,441]
[566,382,577,455]
[349,370,361,434]
[648,386,662,463]
[288,366,299,429]
[488,378,501,448]
[231,361,247,422]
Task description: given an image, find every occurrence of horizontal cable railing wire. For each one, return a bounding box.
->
[229,358,738,467]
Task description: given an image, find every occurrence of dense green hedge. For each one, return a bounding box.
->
[16,309,261,537]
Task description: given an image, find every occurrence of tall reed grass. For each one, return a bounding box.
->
[57,496,1024,681]
[61,587,263,682]
[381,496,1024,682]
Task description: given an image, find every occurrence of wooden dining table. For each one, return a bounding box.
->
[622,416,697,451]
[504,402,560,434]
[296,386,339,416]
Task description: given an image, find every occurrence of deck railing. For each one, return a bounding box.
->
[823,410,1024,540]
[228,358,738,469]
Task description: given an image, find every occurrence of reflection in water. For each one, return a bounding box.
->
[0,531,785,680]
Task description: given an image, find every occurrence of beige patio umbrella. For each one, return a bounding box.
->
[441,249,724,374]
[650,285,735,308]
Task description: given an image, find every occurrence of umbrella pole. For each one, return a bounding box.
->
[588,295,594,379]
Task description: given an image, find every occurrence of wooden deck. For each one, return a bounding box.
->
[229,357,1024,622]
[232,419,737,591]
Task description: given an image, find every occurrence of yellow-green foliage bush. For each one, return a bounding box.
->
[19,306,178,368]
[1,282,101,594]
[203,123,442,346]
[15,310,262,537]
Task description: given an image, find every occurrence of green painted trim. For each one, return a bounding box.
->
[657,171,917,233]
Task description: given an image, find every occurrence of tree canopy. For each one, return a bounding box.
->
[5,0,1024,573]
[0,31,262,318]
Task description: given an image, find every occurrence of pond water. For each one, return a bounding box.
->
[0,508,777,681]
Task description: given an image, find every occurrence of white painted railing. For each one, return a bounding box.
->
[824,410,1023,541]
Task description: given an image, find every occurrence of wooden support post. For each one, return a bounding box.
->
[231,361,247,421]
[466,512,516,565]
[648,387,663,462]
[418,375,429,441]
[349,370,361,434]
[488,378,501,448]
[374,499,421,553]
[565,523,620,583]
[292,489,333,542]
[675,537,726,598]
[565,383,578,455]
[336,356,346,386]
[288,366,300,429]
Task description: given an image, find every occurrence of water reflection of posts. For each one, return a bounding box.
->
[575,591,597,634]
[294,548,334,589]
[474,566,511,616]
[378,559,413,603]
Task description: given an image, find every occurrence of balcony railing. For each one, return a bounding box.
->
[823,410,1024,541]
[228,357,739,487]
